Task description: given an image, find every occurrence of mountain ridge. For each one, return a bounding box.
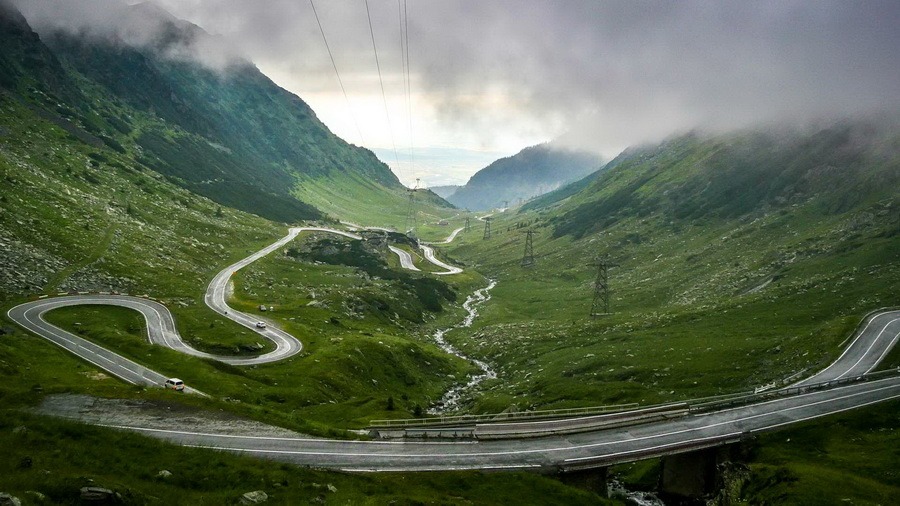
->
[5,0,418,223]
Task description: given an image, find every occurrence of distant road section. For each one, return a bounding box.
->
[7,225,462,388]
[388,246,420,271]
[419,244,463,275]
[424,226,465,245]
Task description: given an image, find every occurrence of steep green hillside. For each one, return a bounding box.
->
[444,120,899,412]
[0,76,480,427]
[5,0,454,225]
[433,120,900,500]
[552,124,899,238]
[448,143,603,211]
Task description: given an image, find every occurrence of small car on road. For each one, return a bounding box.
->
[164,378,185,391]
[255,321,267,329]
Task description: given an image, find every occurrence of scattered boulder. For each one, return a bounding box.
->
[156,470,172,479]
[18,456,32,469]
[11,426,27,435]
[326,484,337,493]
[239,342,265,352]
[239,490,268,505]
[79,487,114,502]
[0,493,22,506]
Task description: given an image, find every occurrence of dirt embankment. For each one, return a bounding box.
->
[32,394,307,438]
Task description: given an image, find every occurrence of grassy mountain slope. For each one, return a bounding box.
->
[448,143,603,211]
[445,119,899,411]
[436,120,899,500]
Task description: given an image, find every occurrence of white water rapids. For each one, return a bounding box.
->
[428,280,497,414]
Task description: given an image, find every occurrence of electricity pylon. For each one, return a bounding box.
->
[482,217,493,240]
[521,230,535,267]
[590,255,618,317]
[405,178,420,238]
[464,217,471,232]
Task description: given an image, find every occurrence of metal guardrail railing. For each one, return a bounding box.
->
[369,402,639,428]
[688,367,900,413]
[370,368,900,431]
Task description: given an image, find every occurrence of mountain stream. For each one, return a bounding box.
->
[428,280,497,413]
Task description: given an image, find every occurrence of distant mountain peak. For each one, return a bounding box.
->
[447,143,603,211]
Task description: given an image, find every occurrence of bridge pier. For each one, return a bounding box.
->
[659,448,718,499]
[659,443,750,503]
[557,466,608,497]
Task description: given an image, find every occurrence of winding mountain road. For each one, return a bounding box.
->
[6,224,900,472]
[202,227,360,365]
[9,225,461,377]
[425,226,465,245]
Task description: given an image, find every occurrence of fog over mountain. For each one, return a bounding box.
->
[16,0,900,177]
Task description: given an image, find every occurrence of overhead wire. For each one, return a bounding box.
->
[308,0,365,146]
[399,0,415,186]
[364,0,404,182]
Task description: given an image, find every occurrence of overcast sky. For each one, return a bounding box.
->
[18,1,900,186]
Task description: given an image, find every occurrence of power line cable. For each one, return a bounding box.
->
[308,0,365,146]
[364,0,404,182]
[399,0,415,183]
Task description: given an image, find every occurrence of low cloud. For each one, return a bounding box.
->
[14,0,244,71]
[17,0,900,159]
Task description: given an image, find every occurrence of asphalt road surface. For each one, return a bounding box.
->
[202,227,363,366]
[793,310,900,387]
[101,376,900,471]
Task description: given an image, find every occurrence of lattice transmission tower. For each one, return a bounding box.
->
[590,256,618,317]
[404,178,420,238]
[482,217,493,240]
[521,230,535,267]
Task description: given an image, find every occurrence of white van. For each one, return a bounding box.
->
[164,378,185,391]
[255,321,267,329]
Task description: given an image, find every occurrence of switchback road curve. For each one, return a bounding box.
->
[9,225,463,379]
